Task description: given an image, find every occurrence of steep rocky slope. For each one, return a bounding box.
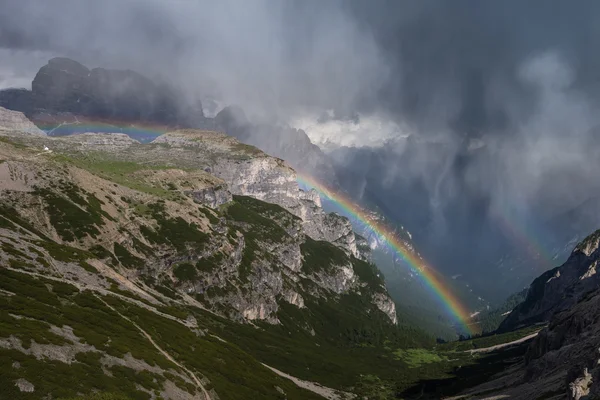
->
[429,229,600,400]
[0,107,439,399]
[214,106,338,184]
[499,229,600,332]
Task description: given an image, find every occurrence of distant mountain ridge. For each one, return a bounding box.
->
[0,57,206,129]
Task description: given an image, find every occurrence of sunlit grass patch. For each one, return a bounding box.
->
[393,348,447,368]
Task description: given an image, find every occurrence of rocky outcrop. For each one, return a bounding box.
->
[59,132,140,149]
[298,190,362,258]
[0,57,206,133]
[150,131,365,258]
[373,292,398,325]
[215,106,338,185]
[185,185,232,209]
[499,229,600,332]
[454,287,600,399]
[452,230,600,399]
[0,107,45,136]
[213,156,301,211]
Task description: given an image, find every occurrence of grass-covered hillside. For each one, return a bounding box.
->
[0,123,541,399]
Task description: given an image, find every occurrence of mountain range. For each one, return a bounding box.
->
[0,58,482,336]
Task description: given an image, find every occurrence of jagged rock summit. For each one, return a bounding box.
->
[0,57,206,132]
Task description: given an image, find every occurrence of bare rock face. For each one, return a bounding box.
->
[299,188,322,208]
[568,368,592,400]
[283,291,305,308]
[185,184,232,208]
[213,156,301,211]
[355,234,372,260]
[499,230,600,332]
[151,131,365,258]
[314,262,357,295]
[0,107,46,136]
[373,293,398,325]
[61,132,140,149]
[14,378,35,393]
[300,200,361,259]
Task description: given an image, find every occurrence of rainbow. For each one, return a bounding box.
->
[32,117,475,333]
[297,173,475,334]
[490,206,556,270]
[36,116,171,141]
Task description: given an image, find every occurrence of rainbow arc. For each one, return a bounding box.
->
[297,173,474,334]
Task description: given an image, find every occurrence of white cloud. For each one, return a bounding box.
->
[290,112,410,149]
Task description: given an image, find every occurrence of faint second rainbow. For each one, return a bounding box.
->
[297,173,474,334]
[36,116,171,140]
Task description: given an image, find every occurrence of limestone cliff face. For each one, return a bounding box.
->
[184,185,232,209]
[0,122,397,326]
[373,293,398,325]
[151,131,365,259]
[212,156,300,211]
[298,189,361,258]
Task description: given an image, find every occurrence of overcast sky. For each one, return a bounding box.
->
[2,1,600,138]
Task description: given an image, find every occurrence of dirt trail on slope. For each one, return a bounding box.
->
[467,331,541,354]
[4,265,214,399]
[261,363,354,400]
[97,296,213,400]
[4,266,195,327]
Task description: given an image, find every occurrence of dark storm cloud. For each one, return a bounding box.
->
[0,0,390,119]
[3,0,600,132]
[344,0,600,135]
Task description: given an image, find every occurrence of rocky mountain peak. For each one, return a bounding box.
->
[575,230,600,256]
[215,105,249,129]
[3,58,205,131]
